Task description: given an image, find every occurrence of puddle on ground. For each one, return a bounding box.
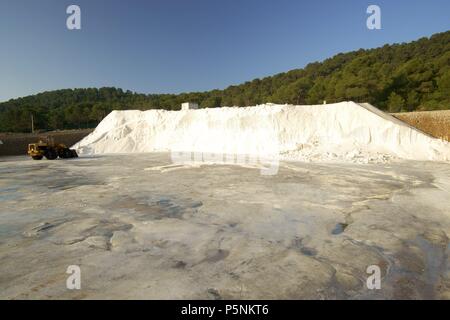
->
[204,249,230,263]
[332,223,348,235]
[38,174,104,191]
[114,196,203,221]
[414,235,448,298]
[290,237,318,256]
[0,187,23,201]
[0,164,49,175]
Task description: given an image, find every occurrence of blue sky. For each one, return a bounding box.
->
[0,0,449,102]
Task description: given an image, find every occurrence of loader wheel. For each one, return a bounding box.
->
[45,149,58,160]
[32,155,43,160]
[60,148,72,159]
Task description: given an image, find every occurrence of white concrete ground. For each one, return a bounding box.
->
[0,154,449,299]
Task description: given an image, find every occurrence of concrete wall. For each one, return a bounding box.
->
[0,129,93,156]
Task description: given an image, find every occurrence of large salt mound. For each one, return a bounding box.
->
[73,101,450,163]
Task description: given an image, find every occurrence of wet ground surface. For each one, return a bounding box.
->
[0,153,450,299]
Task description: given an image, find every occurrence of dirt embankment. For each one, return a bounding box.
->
[0,129,93,156]
[392,110,450,142]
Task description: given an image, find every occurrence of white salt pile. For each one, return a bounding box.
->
[73,101,450,164]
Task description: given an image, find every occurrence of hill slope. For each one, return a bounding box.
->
[0,31,449,132]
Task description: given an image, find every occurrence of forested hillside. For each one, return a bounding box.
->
[1,31,449,132]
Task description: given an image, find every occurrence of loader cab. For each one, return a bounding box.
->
[28,141,47,160]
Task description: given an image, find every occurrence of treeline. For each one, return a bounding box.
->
[0,30,449,132]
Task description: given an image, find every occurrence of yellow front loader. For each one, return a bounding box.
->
[28,137,78,160]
